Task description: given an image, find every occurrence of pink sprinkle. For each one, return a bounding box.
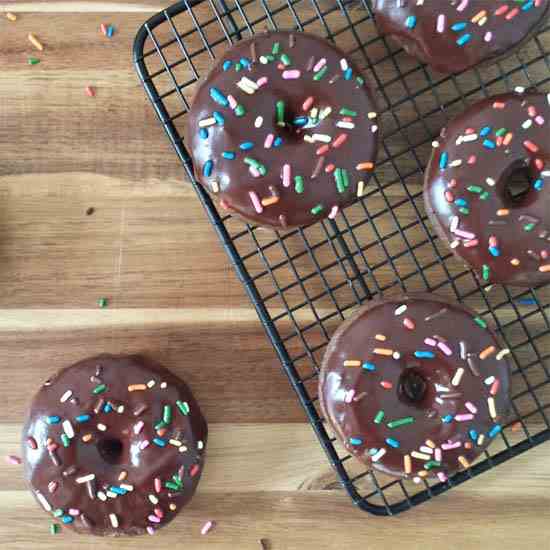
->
[154,507,164,519]
[435,448,442,462]
[344,390,355,404]
[256,76,268,87]
[227,94,237,109]
[264,133,274,148]
[201,520,215,536]
[457,0,469,11]
[403,317,415,330]
[463,239,479,248]
[442,441,461,450]
[302,96,314,111]
[282,164,291,187]
[48,481,58,493]
[436,14,446,33]
[490,379,500,396]
[437,342,452,356]
[85,86,95,97]
[455,414,474,422]
[424,337,437,347]
[249,166,261,178]
[328,205,339,219]
[6,455,21,465]
[69,508,80,516]
[147,526,156,535]
[467,155,477,165]
[134,421,144,435]
[154,478,162,493]
[248,191,263,214]
[535,115,545,126]
[437,472,448,482]
[140,440,150,450]
[313,58,326,72]
[484,31,493,42]
[148,515,161,523]
[454,229,475,240]
[465,401,478,414]
[282,69,301,80]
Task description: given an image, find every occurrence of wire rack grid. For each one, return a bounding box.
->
[134,0,550,515]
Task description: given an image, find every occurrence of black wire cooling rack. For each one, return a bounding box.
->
[134,0,550,515]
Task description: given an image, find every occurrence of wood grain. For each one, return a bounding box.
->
[1,1,550,548]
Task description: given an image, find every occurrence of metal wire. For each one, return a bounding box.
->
[134,0,550,515]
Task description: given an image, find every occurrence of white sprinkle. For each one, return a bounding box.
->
[515,86,526,94]
[319,107,332,120]
[117,405,124,414]
[371,448,386,462]
[462,133,478,143]
[336,121,355,129]
[484,376,496,385]
[119,484,134,491]
[392,351,401,360]
[339,58,349,71]
[394,304,407,316]
[451,367,465,387]
[450,159,462,167]
[97,491,107,501]
[62,420,75,439]
[149,494,159,505]
[134,420,144,435]
[522,119,533,129]
[450,216,459,232]
[60,390,73,403]
[147,379,156,388]
[160,382,167,389]
[198,117,217,128]
[367,111,377,119]
[36,491,52,512]
[76,473,95,484]
[486,177,496,187]
[97,423,107,432]
[169,439,182,447]
[197,440,204,450]
[371,125,378,133]
[496,348,510,360]
[254,116,263,128]
[312,133,331,143]
[201,520,215,535]
[107,491,118,499]
[465,401,478,414]
[109,513,119,528]
[419,446,433,455]
[432,140,440,148]
[179,445,188,453]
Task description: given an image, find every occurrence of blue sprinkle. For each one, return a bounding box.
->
[414,351,435,359]
[213,111,225,125]
[343,67,353,80]
[222,60,233,71]
[385,437,400,448]
[489,246,500,257]
[483,139,496,149]
[451,22,467,32]
[199,128,208,140]
[349,437,363,446]
[203,160,213,177]
[522,0,535,11]
[439,152,448,170]
[534,179,544,191]
[62,515,74,524]
[240,57,251,68]
[405,15,417,29]
[442,414,454,424]
[153,438,167,447]
[106,25,115,38]
[469,429,478,442]
[518,297,536,305]
[75,414,90,423]
[362,362,376,371]
[109,486,127,495]
[456,33,472,46]
[209,87,229,107]
[103,403,113,413]
[368,448,380,456]
[46,416,61,424]
[293,116,308,126]
[454,198,468,207]
[488,424,502,438]
[273,137,283,147]
[239,142,254,150]
[222,151,236,160]
[479,126,492,137]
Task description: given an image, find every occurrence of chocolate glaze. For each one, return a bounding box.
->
[425,92,550,286]
[319,294,511,479]
[373,0,550,74]
[186,31,378,229]
[22,355,207,536]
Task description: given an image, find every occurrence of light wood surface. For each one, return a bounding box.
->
[1,1,550,549]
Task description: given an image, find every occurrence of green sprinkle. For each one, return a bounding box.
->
[280,53,291,66]
[335,168,345,193]
[524,223,535,232]
[482,264,490,281]
[50,524,60,535]
[474,317,487,329]
[154,420,167,431]
[172,474,183,486]
[425,460,442,470]
[495,128,507,137]
[374,410,385,424]
[459,207,470,215]
[313,66,328,81]
[311,204,324,215]
[467,185,483,194]
[276,100,285,126]
[271,42,280,55]
[53,509,64,518]
[28,57,40,65]
[176,400,189,416]
[387,417,415,429]
[165,481,180,491]
[356,76,365,86]
[341,169,350,189]
[339,108,357,117]
[244,157,267,175]
[98,297,108,308]
[235,62,242,72]
[294,175,304,194]
[93,384,107,395]
[235,104,246,117]
[61,434,70,448]
[480,191,490,200]
[163,405,172,424]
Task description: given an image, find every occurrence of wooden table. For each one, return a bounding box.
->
[1,1,549,549]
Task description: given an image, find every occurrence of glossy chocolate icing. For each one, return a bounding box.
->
[186,31,379,229]
[22,354,207,536]
[373,0,550,74]
[425,92,550,286]
[319,294,511,479]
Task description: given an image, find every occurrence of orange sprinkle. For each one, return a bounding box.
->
[261,196,279,207]
[503,132,514,146]
[496,209,509,217]
[343,360,361,367]
[316,145,329,156]
[538,265,550,273]
[511,421,522,432]
[6,12,17,22]
[492,101,506,109]
[157,428,167,437]
[523,140,539,153]
[82,434,93,443]
[404,454,412,474]
[380,380,393,389]
[458,455,470,469]
[28,33,44,51]
[472,10,487,23]
[356,162,374,171]
[128,384,147,392]
[332,133,348,148]
[418,470,428,478]
[479,345,496,360]
[324,163,335,173]
[118,471,128,481]
[373,348,393,356]
[464,442,473,450]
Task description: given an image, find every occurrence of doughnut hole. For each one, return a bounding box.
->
[499,160,539,208]
[398,367,432,409]
[97,437,124,465]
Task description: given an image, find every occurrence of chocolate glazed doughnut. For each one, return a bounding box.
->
[319,294,511,481]
[373,0,550,74]
[186,31,379,229]
[21,355,207,536]
[425,91,550,286]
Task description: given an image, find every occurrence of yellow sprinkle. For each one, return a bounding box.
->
[471,10,487,23]
[477,434,485,446]
[374,334,386,342]
[261,196,280,207]
[511,258,520,266]
[458,455,470,469]
[488,397,497,419]
[411,451,430,461]
[404,454,412,474]
[425,439,436,449]
[451,367,464,387]
[367,112,377,119]
[418,470,428,478]
[6,12,17,22]
[343,360,361,367]
[118,471,128,481]
[479,345,496,360]
[357,180,366,197]
[373,348,393,356]
[169,503,177,511]
[128,384,147,392]
[496,348,510,360]
[496,209,509,217]
[28,33,44,51]
[210,180,220,193]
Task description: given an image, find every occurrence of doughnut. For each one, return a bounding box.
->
[425,91,550,286]
[319,294,511,481]
[373,1,550,74]
[21,354,207,536]
[186,31,379,229]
